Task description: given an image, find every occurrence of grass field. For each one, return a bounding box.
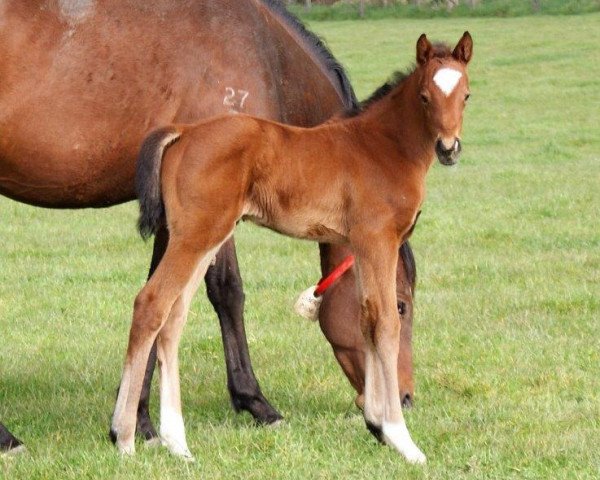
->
[290,0,600,20]
[2,13,600,480]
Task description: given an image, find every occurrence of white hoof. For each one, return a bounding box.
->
[3,444,27,456]
[161,435,194,462]
[117,440,136,456]
[382,421,426,465]
[160,408,193,461]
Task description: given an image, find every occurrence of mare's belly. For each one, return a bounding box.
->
[0,149,135,208]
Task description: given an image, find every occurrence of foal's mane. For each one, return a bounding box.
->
[346,42,452,117]
[259,0,358,110]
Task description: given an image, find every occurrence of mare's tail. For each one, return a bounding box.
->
[135,126,183,240]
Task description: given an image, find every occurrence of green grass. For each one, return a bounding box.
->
[290,0,600,20]
[2,13,600,480]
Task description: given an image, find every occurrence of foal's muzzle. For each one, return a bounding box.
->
[435,138,461,166]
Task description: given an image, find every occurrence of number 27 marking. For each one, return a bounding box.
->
[223,87,250,110]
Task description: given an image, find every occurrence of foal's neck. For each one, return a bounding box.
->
[342,72,436,172]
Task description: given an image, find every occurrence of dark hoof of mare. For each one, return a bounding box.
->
[231,393,284,425]
[0,425,24,454]
[401,393,413,409]
[136,407,159,442]
[365,420,385,444]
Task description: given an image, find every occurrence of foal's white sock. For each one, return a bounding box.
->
[382,421,426,464]
[160,407,194,461]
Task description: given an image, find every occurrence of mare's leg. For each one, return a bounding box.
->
[0,423,23,453]
[205,238,282,424]
[353,236,425,464]
[111,240,208,455]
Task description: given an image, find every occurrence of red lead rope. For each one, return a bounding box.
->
[314,255,355,297]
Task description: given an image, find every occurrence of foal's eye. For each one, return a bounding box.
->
[464,93,471,102]
[420,93,430,105]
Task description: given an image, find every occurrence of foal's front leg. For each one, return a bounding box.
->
[354,237,426,464]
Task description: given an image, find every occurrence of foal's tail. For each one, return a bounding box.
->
[135,126,183,240]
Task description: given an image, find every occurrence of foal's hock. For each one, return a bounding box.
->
[112,32,472,464]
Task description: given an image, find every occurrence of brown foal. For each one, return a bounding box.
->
[112,32,473,463]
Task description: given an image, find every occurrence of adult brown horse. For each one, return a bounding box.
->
[112,32,473,463]
[0,0,416,452]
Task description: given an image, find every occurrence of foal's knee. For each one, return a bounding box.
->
[360,297,384,345]
[360,296,402,346]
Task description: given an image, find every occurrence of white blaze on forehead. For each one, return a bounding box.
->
[433,68,463,96]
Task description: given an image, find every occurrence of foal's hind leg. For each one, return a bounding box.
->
[110,228,165,445]
[205,238,283,425]
[157,248,217,460]
[111,241,208,455]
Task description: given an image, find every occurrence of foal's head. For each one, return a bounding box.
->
[415,32,473,166]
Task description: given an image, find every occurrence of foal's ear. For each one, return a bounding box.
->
[452,31,473,64]
[416,33,433,66]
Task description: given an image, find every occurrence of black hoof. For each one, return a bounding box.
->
[401,393,413,409]
[0,424,23,453]
[232,394,283,425]
[365,420,384,444]
[136,408,159,442]
[108,428,118,445]
[258,411,284,425]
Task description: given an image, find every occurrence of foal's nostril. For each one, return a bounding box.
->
[435,138,461,165]
[401,393,413,409]
[436,138,459,154]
